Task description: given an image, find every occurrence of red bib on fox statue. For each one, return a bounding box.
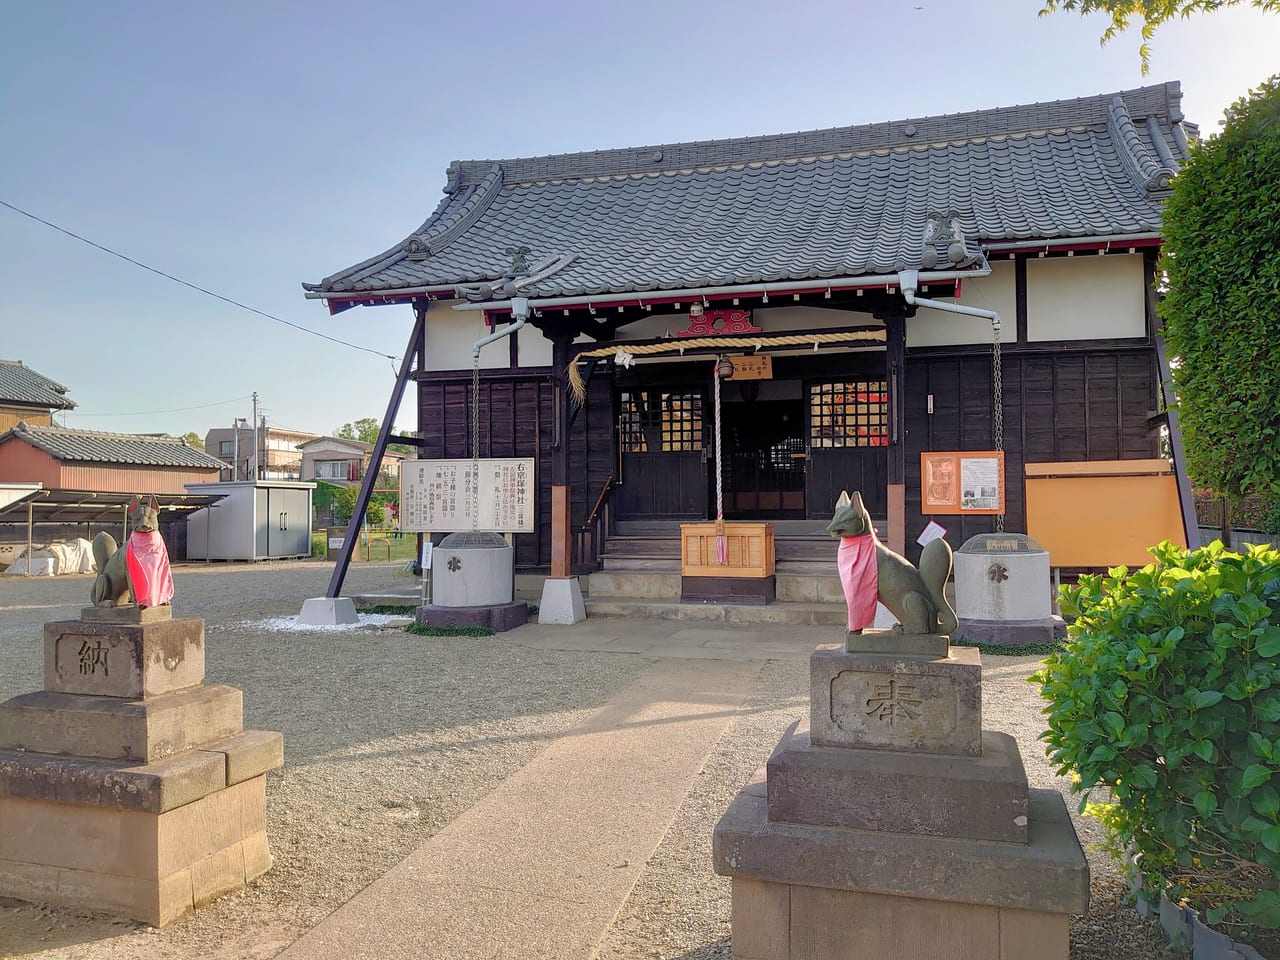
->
[125,526,173,608]
[837,531,879,632]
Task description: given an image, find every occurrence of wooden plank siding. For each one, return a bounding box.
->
[417,369,613,568]
[903,346,1159,561]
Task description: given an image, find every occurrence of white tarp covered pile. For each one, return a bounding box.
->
[3,539,96,576]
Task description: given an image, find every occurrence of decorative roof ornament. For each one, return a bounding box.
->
[504,245,532,278]
[921,211,972,268]
[404,236,432,260]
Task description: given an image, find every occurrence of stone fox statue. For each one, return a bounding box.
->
[826,490,957,636]
[91,495,174,609]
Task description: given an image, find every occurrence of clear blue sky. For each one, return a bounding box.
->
[2,0,1276,441]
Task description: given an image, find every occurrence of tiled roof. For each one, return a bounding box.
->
[305,83,1191,302]
[2,423,227,470]
[0,361,76,410]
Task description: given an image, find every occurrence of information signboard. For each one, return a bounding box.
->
[920,451,1005,515]
[399,458,535,533]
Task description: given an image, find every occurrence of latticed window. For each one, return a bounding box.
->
[619,391,704,453]
[809,381,889,448]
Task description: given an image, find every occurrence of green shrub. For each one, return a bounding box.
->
[1035,540,1280,932]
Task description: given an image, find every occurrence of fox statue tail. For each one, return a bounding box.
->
[919,538,959,636]
[92,532,117,575]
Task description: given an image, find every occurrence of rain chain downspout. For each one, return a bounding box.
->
[469,297,531,528]
[898,270,1006,532]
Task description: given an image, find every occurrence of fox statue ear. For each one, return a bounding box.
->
[148,496,160,512]
[852,491,864,509]
[835,491,851,508]
[129,496,139,512]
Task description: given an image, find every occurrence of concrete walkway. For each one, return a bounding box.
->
[276,620,786,960]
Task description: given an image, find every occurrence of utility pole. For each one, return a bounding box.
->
[231,422,240,481]
[251,392,260,481]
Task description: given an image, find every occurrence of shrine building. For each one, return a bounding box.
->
[303,81,1196,577]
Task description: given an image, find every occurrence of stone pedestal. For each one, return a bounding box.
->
[713,633,1088,960]
[0,618,283,926]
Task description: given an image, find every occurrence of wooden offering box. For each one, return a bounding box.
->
[680,522,775,578]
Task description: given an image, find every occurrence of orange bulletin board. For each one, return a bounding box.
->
[921,451,1005,515]
[1024,460,1187,568]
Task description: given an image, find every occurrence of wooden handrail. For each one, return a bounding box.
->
[581,475,616,531]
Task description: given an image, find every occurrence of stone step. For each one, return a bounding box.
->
[590,570,843,603]
[585,597,848,626]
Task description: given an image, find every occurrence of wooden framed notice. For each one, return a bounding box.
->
[726,355,773,380]
[399,458,535,533]
[920,451,1005,515]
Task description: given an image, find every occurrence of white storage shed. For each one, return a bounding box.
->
[185,481,314,561]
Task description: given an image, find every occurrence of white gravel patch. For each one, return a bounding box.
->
[239,614,405,632]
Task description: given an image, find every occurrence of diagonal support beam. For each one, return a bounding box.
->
[325,301,429,599]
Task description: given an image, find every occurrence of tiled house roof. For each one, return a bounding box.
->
[305,82,1191,303]
[2,423,227,470]
[0,361,76,410]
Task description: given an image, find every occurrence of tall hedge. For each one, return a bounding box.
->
[1159,76,1280,499]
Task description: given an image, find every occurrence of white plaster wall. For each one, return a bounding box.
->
[517,328,592,367]
[1027,253,1145,341]
[906,260,1016,347]
[425,303,508,371]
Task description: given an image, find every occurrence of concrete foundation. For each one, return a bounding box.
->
[538,577,586,625]
[953,615,1068,646]
[713,639,1087,960]
[415,600,529,633]
[0,618,283,926]
[297,597,359,626]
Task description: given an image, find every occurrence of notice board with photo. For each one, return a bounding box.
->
[920,451,1005,515]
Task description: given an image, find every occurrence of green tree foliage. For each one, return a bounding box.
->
[1040,1,1280,72]
[335,418,379,444]
[1036,540,1280,933]
[181,431,204,448]
[1159,77,1280,499]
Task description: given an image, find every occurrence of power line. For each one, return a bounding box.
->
[63,394,253,417]
[0,199,398,361]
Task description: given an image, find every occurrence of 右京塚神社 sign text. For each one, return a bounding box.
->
[399,459,535,532]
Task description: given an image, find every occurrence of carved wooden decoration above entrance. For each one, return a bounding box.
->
[674,309,761,337]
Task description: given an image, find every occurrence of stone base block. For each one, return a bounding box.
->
[714,771,1089,916]
[844,629,949,658]
[809,644,981,756]
[952,616,1067,646]
[0,774,273,926]
[0,729,283,813]
[417,600,529,632]
[681,575,776,605]
[80,605,173,624]
[537,577,586,625]
[0,684,244,762]
[44,618,205,699]
[297,597,359,626]
[730,876,1070,960]
[767,725,1029,843]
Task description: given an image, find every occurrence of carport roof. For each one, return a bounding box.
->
[0,489,225,525]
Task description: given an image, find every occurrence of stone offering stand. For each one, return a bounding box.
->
[0,609,283,926]
[714,632,1089,960]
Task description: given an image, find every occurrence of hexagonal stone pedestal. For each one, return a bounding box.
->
[0,617,283,926]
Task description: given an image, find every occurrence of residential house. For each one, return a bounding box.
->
[0,361,75,432]
[298,436,405,486]
[204,422,318,481]
[0,422,227,494]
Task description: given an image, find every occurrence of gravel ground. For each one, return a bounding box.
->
[0,561,1182,959]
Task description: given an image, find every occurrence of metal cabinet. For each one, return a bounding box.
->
[186,481,315,560]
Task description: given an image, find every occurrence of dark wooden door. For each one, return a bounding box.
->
[614,389,709,519]
[722,399,806,518]
[805,378,889,518]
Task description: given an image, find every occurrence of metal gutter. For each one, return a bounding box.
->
[472,298,531,357]
[450,267,991,315]
[982,233,1162,253]
[897,270,1002,330]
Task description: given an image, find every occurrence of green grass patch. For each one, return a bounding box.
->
[951,637,1065,657]
[404,622,496,638]
[355,604,418,615]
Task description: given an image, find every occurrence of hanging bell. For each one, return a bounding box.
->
[715,356,735,379]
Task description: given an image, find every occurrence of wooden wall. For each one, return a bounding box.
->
[417,368,613,568]
[903,346,1159,560]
